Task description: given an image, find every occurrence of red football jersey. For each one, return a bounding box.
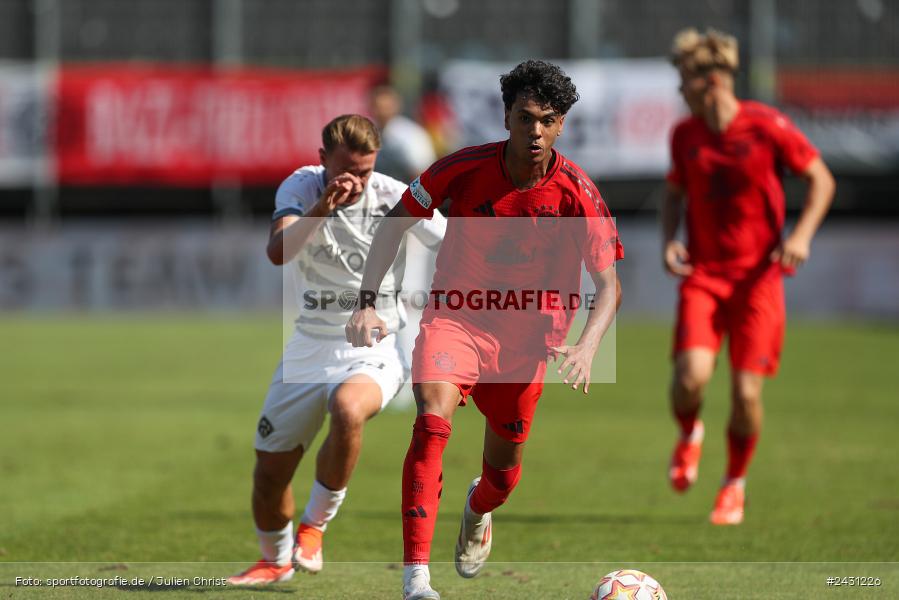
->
[401,141,623,351]
[667,101,818,277]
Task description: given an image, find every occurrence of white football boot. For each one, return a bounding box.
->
[403,564,440,600]
[454,477,493,578]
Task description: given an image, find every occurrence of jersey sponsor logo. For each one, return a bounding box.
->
[257,415,274,439]
[474,200,496,216]
[706,168,736,202]
[311,243,366,272]
[486,238,535,265]
[410,177,433,209]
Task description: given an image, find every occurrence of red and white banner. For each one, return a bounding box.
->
[55,64,385,186]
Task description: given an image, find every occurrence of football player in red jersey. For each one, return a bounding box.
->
[663,29,835,525]
[346,60,623,599]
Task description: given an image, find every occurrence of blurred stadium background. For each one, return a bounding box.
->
[1,1,898,597]
[0,0,897,314]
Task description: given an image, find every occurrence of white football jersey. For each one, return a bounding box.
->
[274,165,445,339]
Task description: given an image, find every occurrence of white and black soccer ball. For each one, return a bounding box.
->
[590,569,667,600]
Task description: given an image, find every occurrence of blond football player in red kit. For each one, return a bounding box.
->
[663,29,835,525]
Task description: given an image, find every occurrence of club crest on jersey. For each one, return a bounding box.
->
[536,204,561,227]
[432,351,455,372]
[410,177,432,209]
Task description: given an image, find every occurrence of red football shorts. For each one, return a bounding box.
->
[673,271,785,376]
[411,314,547,443]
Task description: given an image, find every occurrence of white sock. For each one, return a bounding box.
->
[687,420,705,443]
[256,520,293,566]
[722,476,746,489]
[403,564,431,591]
[301,480,347,532]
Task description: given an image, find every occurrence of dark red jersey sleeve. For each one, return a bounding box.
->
[564,166,624,273]
[400,144,500,218]
[768,110,819,175]
[579,199,624,273]
[400,168,446,219]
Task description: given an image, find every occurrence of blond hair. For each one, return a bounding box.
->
[670,28,739,73]
[321,114,381,154]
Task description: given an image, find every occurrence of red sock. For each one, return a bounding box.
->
[675,408,700,438]
[402,414,451,565]
[726,429,759,480]
[469,457,521,515]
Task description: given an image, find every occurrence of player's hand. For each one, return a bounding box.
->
[345,307,388,347]
[319,173,363,213]
[663,240,693,276]
[551,344,595,394]
[770,234,810,271]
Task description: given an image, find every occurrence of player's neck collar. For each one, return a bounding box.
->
[500,141,559,190]
[705,97,742,134]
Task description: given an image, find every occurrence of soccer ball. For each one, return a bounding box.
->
[590,569,668,600]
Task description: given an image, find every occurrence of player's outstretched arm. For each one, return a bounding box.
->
[345,201,422,347]
[267,173,362,265]
[770,157,836,270]
[661,182,693,277]
[552,266,619,395]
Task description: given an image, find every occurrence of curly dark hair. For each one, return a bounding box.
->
[500,60,579,115]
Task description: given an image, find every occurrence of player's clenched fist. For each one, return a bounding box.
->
[345,306,388,347]
[319,173,364,213]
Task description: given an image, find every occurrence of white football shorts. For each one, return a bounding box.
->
[254,331,407,453]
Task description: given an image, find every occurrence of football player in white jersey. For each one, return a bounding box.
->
[228,115,445,585]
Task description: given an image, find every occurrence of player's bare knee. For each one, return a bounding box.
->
[673,366,710,395]
[732,388,762,413]
[329,398,369,431]
[731,373,763,409]
[413,383,459,421]
[674,350,715,393]
[329,389,378,430]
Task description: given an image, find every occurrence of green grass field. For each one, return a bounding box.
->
[1,315,898,599]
